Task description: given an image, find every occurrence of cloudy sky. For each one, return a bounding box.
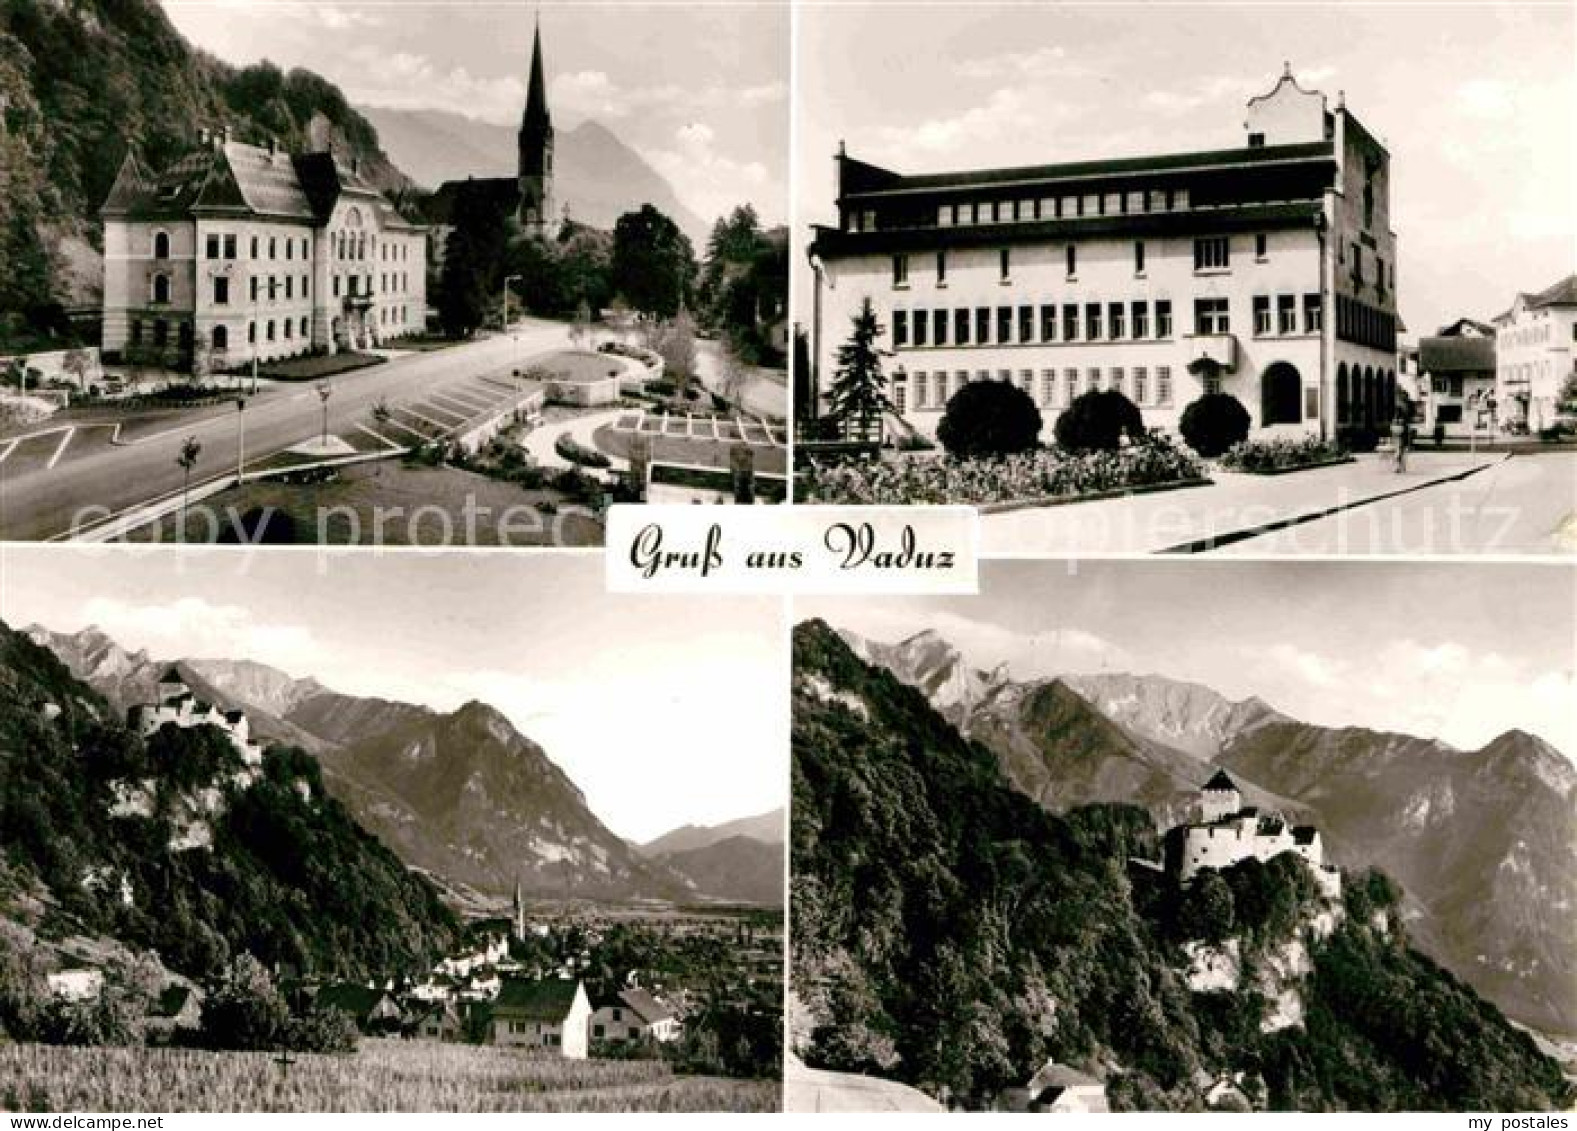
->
[164,0,789,226]
[799,560,1576,757]
[1,547,786,842]
[796,3,1575,335]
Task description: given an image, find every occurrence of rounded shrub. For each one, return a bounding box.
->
[1053,388,1144,453]
[937,379,1043,459]
[1334,423,1381,453]
[1179,392,1251,458]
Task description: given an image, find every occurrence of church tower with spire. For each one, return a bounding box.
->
[517,17,554,238]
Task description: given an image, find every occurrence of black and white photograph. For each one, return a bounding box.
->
[0,547,785,1110]
[790,560,1575,1111]
[0,0,789,546]
[792,3,1576,556]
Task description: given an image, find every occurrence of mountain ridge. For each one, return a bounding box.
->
[357,107,710,242]
[23,624,718,903]
[824,620,1577,1041]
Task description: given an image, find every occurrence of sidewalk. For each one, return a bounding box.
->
[980,451,1506,554]
[519,408,630,472]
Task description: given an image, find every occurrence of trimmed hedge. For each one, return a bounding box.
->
[1054,389,1143,452]
[554,432,613,469]
[936,379,1042,459]
[1180,392,1251,457]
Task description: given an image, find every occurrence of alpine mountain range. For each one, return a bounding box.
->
[834,623,1577,1044]
[22,623,784,908]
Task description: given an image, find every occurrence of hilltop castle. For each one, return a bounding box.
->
[127,668,263,766]
[1174,770,1341,900]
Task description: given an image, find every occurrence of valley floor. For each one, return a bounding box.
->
[0,1039,780,1113]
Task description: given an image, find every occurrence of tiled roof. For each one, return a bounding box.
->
[841,141,1336,200]
[494,978,581,1021]
[1027,1061,1102,1093]
[618,988,674,1026]
[1419,336,1495,373]
[1527,274,1577,309]
[316,983,395,1018]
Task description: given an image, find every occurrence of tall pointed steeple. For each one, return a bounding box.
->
[517,14,554,237]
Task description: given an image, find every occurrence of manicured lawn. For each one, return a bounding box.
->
[132,461,603,546]
[592,423,787,475]
[536,349,626,384]
[250,352,386,381]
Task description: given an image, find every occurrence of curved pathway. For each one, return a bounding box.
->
[518,408,631,473]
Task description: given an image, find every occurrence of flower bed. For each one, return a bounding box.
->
[554,432,613,469]
[800,433,1205,506]
[1217,435,1351,474]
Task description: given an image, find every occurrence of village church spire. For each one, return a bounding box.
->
[517,15,554,237]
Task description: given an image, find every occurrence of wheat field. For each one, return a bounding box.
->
[0,1040,780,1112]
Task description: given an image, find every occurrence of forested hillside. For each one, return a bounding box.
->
[0,618,458,987]
[791,619,1571,1111]
[0,0,411,342]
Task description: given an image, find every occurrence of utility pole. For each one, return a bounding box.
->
[502,274,521,336]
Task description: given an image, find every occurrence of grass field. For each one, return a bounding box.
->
[132,462,604,546]
[592,424,788,475]
[0,1040,780,1112]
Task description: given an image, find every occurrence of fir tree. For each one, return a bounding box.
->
[826,297,891,440]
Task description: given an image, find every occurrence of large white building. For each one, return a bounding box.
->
[807,68,1401,443]
[100,129,427,374]
[1493,275,1576,432]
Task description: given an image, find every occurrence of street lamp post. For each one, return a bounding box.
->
[316,382,332,450]
[502,274,521,336]
[235,396,246,484]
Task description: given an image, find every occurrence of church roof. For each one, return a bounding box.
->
[427,177,522,226]
[1203,770,1240,793]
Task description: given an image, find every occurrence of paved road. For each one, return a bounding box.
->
[0,321,570,540]
[694,339,788,422]
[1214,451,1577,555]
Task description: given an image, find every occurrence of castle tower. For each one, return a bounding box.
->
[157,666,188,703]
[1199,769,1243,823]
[517,17,554,238]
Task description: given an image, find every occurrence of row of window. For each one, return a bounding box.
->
[156,230,414,265]
[1252,294,1323,336]
[894,236,1274,289]
[1500,321,1577,348]
[891,294,1324,349]
[128,307,412,351]
[850,185,1203,234]
[893,365,1177,413]
[150,270,411,307]
[1333,295,1397,353]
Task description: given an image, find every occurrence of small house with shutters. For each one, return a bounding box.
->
[491,978,591,1058]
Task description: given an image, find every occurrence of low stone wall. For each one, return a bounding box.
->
[453,388,546,456]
